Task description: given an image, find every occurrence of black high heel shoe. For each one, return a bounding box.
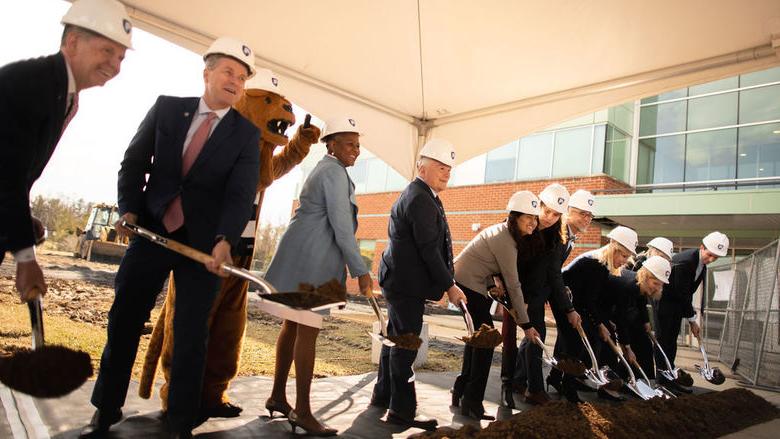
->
[264,398,292,418]
[288,410,337,437]
[460,399,495,421]
[560,381,583,403]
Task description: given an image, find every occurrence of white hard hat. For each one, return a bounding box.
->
[607,225,638,255]
[703,231,729,257]
[643,255,671,284]
[506,191,541,216]
[646,237,674,259]
[203,37,256,77]
[245,68,282,95]
[419,138,456,167]
[539,183,570,214]
[61,0,133,49]
[321,117,361,141]
[568,189,595,213]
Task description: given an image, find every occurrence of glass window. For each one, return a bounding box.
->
[591,125,606,174]
[358,240,377,272]
[639,100,687,137]
[641,88,687,104]
[608,103,634,135]
[385,166,409,192]
[739,84,780,124]
[552,126,591,177]
[738,123,780,180]
[348,160,368,193]
[740,66,780,87]
[637,135,685,185]
[484,141,517,183]
[604,125,630,182]
[685,129,737,182]
[689,77,739,96]
[450,154,486,187]
[365,158,388,193]
[517,133,553,180]
[687,92,738,131]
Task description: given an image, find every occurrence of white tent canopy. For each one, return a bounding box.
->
[121,0,780,180]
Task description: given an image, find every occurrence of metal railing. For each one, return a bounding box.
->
[703,238,780,390]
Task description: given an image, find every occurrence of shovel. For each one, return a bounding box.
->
[122,221,344,311]
[458,301,475,336]
[575,325,622,392]
[532,335,586,376]
[604,337,657,400]
[0,294,93,398]
[629,356,675,399]
[647,331,693,387]
[695,334,726,385]
[365,290,395,347]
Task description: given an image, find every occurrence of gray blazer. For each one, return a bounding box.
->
[265,155,368,291]
[454,222,529,324]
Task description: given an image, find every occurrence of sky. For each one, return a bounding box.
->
[0,0,304,226]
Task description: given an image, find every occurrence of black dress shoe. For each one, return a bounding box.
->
[460,399,495,421]
[597,387,626,402]
[386,411,438,431]
[203,401,243,418]
[450,388,462,407]
[79,408,123,438]
[500,383,515,409]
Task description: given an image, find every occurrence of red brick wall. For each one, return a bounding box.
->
[294,175,632,293]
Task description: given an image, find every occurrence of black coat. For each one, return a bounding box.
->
[0,52,69,254]
[658,248,704,319]
[562,251,612,328]
[379,178,454,301]
[605,270,651,345]
[117,96,260,253]
[518,228,574,312]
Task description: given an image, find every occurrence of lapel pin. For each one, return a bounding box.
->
[184,112,190,117]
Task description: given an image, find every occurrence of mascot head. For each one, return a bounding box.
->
[234,68,294,146]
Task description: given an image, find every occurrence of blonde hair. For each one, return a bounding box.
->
[596,241,628,276]
[636,267,660,297]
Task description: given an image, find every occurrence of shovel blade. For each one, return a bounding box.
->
[367,331,396,347]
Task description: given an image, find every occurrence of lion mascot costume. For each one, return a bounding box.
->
[138,68,320,418]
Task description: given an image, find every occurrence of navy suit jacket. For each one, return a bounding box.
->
[379,178,454,301]
[0,52,69,254]
[659,248,704,319]
[117,96,260,254]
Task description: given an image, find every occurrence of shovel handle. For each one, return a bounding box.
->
[458,301,475,335]
[27,294,45,350]
[303,114,312,128]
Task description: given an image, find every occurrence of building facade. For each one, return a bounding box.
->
[293,66,780,293]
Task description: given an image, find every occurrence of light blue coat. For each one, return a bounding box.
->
[265,154,368,291]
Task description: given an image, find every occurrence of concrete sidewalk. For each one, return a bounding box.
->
[1,343,778,438]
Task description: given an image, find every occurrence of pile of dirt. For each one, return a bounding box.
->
[461,324,502,348]
[299,279,348,303]
[0,345,93,398]
[411,388,779,439]
[388,333,423,350]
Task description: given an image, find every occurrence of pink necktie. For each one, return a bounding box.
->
[162,112,218,232]
[61,93,79,135]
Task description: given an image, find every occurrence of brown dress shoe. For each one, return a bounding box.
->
[524,390,551,406]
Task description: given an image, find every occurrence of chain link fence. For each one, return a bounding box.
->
[704,239,780,390]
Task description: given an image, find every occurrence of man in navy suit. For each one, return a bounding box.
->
[657,231,729,368]
[371,138,467,432]
[0,0,132,302]
[80,37,260,439]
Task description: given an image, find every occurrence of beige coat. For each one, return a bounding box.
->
[453,222,529,324]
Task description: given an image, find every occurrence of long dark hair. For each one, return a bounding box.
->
[507,211,545,262]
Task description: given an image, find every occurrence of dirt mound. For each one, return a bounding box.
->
[461,324,502,348]
[0,345,93,398]
[411,388,779,439]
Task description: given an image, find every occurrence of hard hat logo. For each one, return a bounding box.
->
[348,119,356,127]
[450,151,455,160]
[242,45,251,57]
[271,77,278,87]
[718,244,724,250]
[557,197,564,205]
[588,199,594,206]
[122,19,131,34]
[666,270,670,277]
[531,200,538,208]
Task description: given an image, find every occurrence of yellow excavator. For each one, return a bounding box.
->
[74,204,128,262]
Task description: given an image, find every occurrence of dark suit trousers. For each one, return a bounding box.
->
[90,230,220,431]
[547,296,581,385]
[656,301,683,368]
[452,285,495,404]
[513,298,547,393]
[372,292,425,419]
